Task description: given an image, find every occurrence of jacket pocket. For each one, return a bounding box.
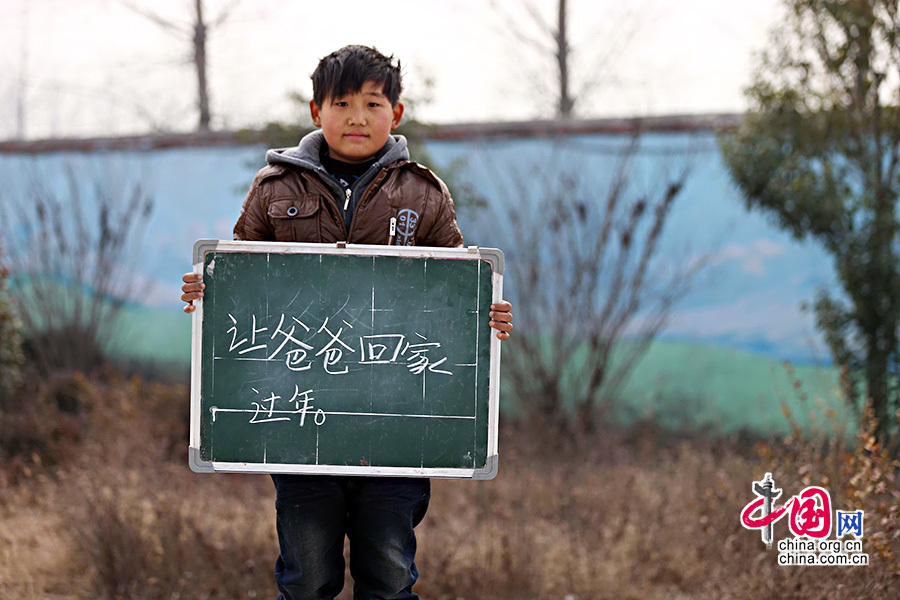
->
[268,196,320,242]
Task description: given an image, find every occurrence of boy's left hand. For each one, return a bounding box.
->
[489,301,513,340]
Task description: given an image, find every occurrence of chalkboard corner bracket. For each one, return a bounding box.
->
[478,248,505,275]
[188,447,215,473]
[472,454,499,480]
[193,238,221,265]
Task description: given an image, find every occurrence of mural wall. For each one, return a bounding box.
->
[0,130,845,434]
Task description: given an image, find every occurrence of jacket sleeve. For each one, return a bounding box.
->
[233,180,275,242]
[420,176,464,248]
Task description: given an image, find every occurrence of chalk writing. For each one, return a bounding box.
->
[228,313,267,354]
[210,385,326,427]
[359,334,406,364]
[406,335,453,375]
[221,313,453,378]
[315,317,355,374]
[268,314,313,372]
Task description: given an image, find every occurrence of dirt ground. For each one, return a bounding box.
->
[0,373,897,599]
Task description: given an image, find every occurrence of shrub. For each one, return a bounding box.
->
[0,165,152,374]
[0,252,24,411]
[0,372,88,484]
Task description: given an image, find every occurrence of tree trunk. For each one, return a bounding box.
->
[865,339,890,443]
[556,0,574,118]
[193,0,211,131]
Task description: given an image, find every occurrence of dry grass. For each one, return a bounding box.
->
[0,373,898,599]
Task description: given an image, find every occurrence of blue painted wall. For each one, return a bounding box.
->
[0,131,836,365]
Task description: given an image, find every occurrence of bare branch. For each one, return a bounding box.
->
[489,0,556,55]
[209,0,242,29]
[494,0,643,118]
[0,163,153,374]
[476,134,698,431]
[116,0,189,37]
[523,0,552,35]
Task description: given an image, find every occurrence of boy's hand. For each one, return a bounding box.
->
[181,272,205,313]
[489,301,513,341]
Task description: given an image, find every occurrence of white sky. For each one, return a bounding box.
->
[0,0,780,140]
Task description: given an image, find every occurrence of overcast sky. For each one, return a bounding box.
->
[0,0,781,140]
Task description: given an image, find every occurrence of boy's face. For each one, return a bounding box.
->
[310,81,404,164]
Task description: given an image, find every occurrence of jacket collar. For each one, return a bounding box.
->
[265,130,410,175]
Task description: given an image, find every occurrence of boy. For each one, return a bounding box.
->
[181,45,513,600]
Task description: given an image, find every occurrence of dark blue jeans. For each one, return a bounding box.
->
[271,474,431,600]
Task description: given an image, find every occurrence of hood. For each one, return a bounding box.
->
[265,130,410,175]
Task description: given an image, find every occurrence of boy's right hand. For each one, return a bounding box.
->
[181,272,205,313]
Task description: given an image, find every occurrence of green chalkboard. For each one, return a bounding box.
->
[189,240,502,479]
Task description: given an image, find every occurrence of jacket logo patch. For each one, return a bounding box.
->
[395,209,419,245]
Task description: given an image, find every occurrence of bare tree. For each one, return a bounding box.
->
[0,166,153,374]
[555,0,573,118]
[13,1,29,139]
[118,0,239,131]
[493,0,642,119]
[476,135,698,432]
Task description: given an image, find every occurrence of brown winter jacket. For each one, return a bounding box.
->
[233,131,464,248]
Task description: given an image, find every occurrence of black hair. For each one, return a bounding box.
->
[311,45,403,107]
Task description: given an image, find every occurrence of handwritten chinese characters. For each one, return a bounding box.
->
[225,312,454,378]
[210,385,326,426]
[218,311,457,427]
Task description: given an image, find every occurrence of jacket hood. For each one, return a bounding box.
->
[265,130,410,174]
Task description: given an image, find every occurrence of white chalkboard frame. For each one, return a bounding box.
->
[188,239,503,479]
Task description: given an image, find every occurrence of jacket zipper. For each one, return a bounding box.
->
[388,216,397,245]
[345,172,384,241]
[342,166,396,241]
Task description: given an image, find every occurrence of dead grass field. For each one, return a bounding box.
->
[0,372,897,600]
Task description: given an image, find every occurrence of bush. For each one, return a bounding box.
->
[0,372,88,484]
[0,258,24,411]
[756,370,900,583]
[70,484,276,600]
[0,165,152,374]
